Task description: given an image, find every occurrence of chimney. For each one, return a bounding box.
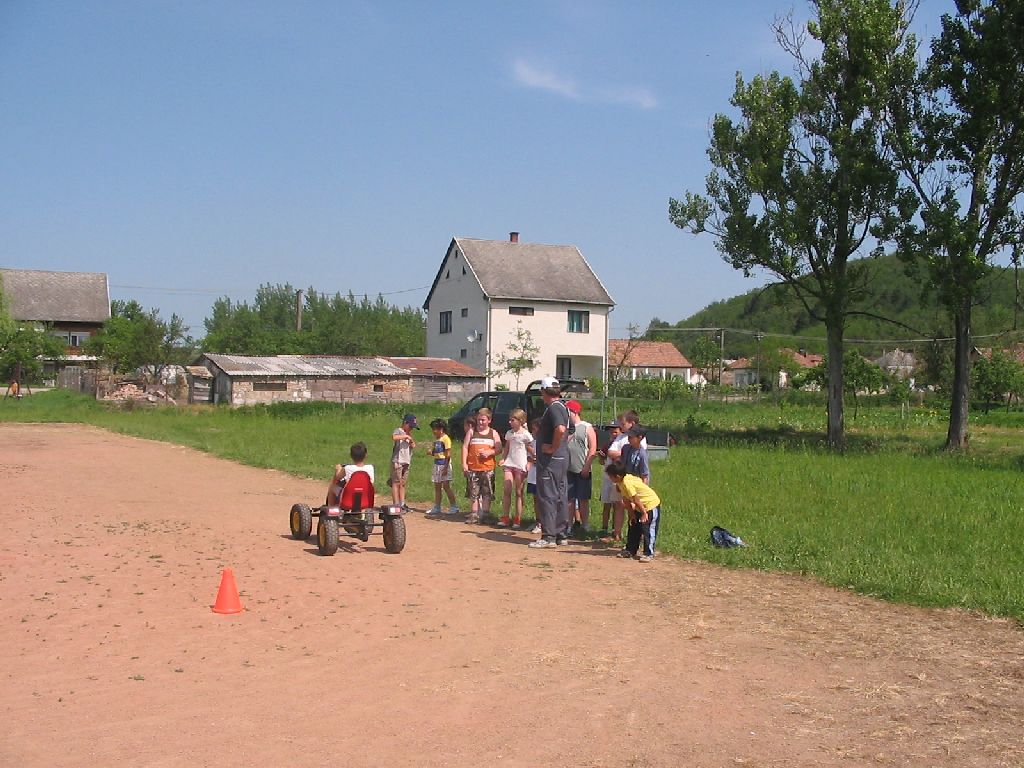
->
[509,231,519,243]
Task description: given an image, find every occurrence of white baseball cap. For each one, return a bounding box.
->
[539,376,560,389]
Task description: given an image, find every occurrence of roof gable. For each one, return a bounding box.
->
[424,236,614,309]
[1,268,110,323]
[608,340,691,368]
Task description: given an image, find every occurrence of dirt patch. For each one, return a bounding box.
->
[1,423,1021,767]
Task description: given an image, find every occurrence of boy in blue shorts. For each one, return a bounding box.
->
[426,418,459,516]
[605,459,661,563]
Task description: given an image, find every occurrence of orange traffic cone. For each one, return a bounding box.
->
[211,567,244,614]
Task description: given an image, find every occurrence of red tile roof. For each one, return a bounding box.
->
[781,348,824,368]
[608,340,692,368]
[386,357,485,378]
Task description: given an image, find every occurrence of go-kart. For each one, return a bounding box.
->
[288,470,406,555]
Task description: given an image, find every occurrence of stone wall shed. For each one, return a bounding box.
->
[193,354,484,407]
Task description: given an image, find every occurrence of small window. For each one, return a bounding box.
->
[460,348,467,358]
[567,310,590,333]
[253,381,287,391]
[460,308,468,318]
[445,270,450,279]
[462,266,466,275]
[373,384,384,393]
[439,311,452,334]
[508,307,534,316]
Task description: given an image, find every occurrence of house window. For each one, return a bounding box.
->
[69,332,90,347]
[460,349,467,359]
[508,306,534,316]
[253,381,287,391]
[567,310,589,333]
[373,384,384,392]
[439,311,452,334]
[460,308,468,318]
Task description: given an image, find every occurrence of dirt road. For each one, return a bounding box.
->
[1,424,1021,767]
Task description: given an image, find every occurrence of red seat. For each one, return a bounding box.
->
[339,470,375,512]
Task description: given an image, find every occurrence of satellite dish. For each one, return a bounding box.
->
[467,331,480,343]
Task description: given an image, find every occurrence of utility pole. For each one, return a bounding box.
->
[295,289,304,332]
[718,328,725,386]
[755,331,763,400]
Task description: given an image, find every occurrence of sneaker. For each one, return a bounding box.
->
[465,513,480,524]
[401,503,411,513]
[446,506,460,515]
[497,516,511,527]
[427,505,441,516]
[530,523,542,534]
[637,555,653,563]
[556,537,569,546]
[512,518,522,529]
[617,549,634,558]
[528,538,556,548]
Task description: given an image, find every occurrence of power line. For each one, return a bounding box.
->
[611,324,1022,345]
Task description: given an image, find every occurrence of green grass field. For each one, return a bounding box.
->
[4,389,1022,622]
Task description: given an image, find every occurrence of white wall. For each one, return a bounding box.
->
[424,246,489,374]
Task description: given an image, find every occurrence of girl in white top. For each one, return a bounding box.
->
[499,408,535,528]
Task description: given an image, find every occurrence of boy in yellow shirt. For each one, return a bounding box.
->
[604,460,662,563]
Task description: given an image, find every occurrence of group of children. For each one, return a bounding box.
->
[326,406,662,563]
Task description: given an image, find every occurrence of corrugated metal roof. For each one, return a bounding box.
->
[1,268,110,323]
[385,357,484,378]
[424,237,615,309]
[201,354,409,377]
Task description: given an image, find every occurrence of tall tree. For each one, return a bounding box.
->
[886,0,1024,448]
[86,300,195,378]
[670,0,917,449]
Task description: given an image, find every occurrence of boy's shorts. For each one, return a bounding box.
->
[526,482,537,495]
[388,462,410,487]
[567,471,592,500]
[431,463,453,483]
[600,474,621,504]
[465,470,494,502]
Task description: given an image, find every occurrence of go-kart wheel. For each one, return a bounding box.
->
[383,516,406,554]
[290,503,312,540]
[360,512,374,543]
[317,517,339,556]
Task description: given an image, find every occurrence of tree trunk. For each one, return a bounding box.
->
[946,299,972,450]
[826,323,845,451]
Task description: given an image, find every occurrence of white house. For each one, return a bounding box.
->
[608,340,695,384]
[423,233,615,389]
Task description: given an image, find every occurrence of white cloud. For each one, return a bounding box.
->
[511,57,656,110]
[512,58,581,101]
[596,85,657,110]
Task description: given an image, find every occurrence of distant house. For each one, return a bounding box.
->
[874,348,917,380]
[607,340,695,384]
[779,348,823,387]
[193,353,483,407]
[724,357,758,388]
[423,233,615,389]
[0,268,111,381]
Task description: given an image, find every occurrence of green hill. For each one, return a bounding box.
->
[649,254,1022,361]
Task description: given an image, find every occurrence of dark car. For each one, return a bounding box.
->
[447,379,590,439]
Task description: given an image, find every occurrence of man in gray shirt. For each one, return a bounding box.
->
[528,377,571,548]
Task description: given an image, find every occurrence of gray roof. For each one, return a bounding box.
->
[200,354,410,378]
[0,268,110,323]
[424,237,615,309]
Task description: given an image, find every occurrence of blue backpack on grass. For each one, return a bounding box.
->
[710,526,746,548]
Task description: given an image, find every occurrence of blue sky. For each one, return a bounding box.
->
[0,1,953,339]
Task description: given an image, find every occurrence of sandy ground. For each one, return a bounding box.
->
[1,423,1022,768]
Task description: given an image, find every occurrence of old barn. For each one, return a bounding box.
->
[192,354,483,407]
